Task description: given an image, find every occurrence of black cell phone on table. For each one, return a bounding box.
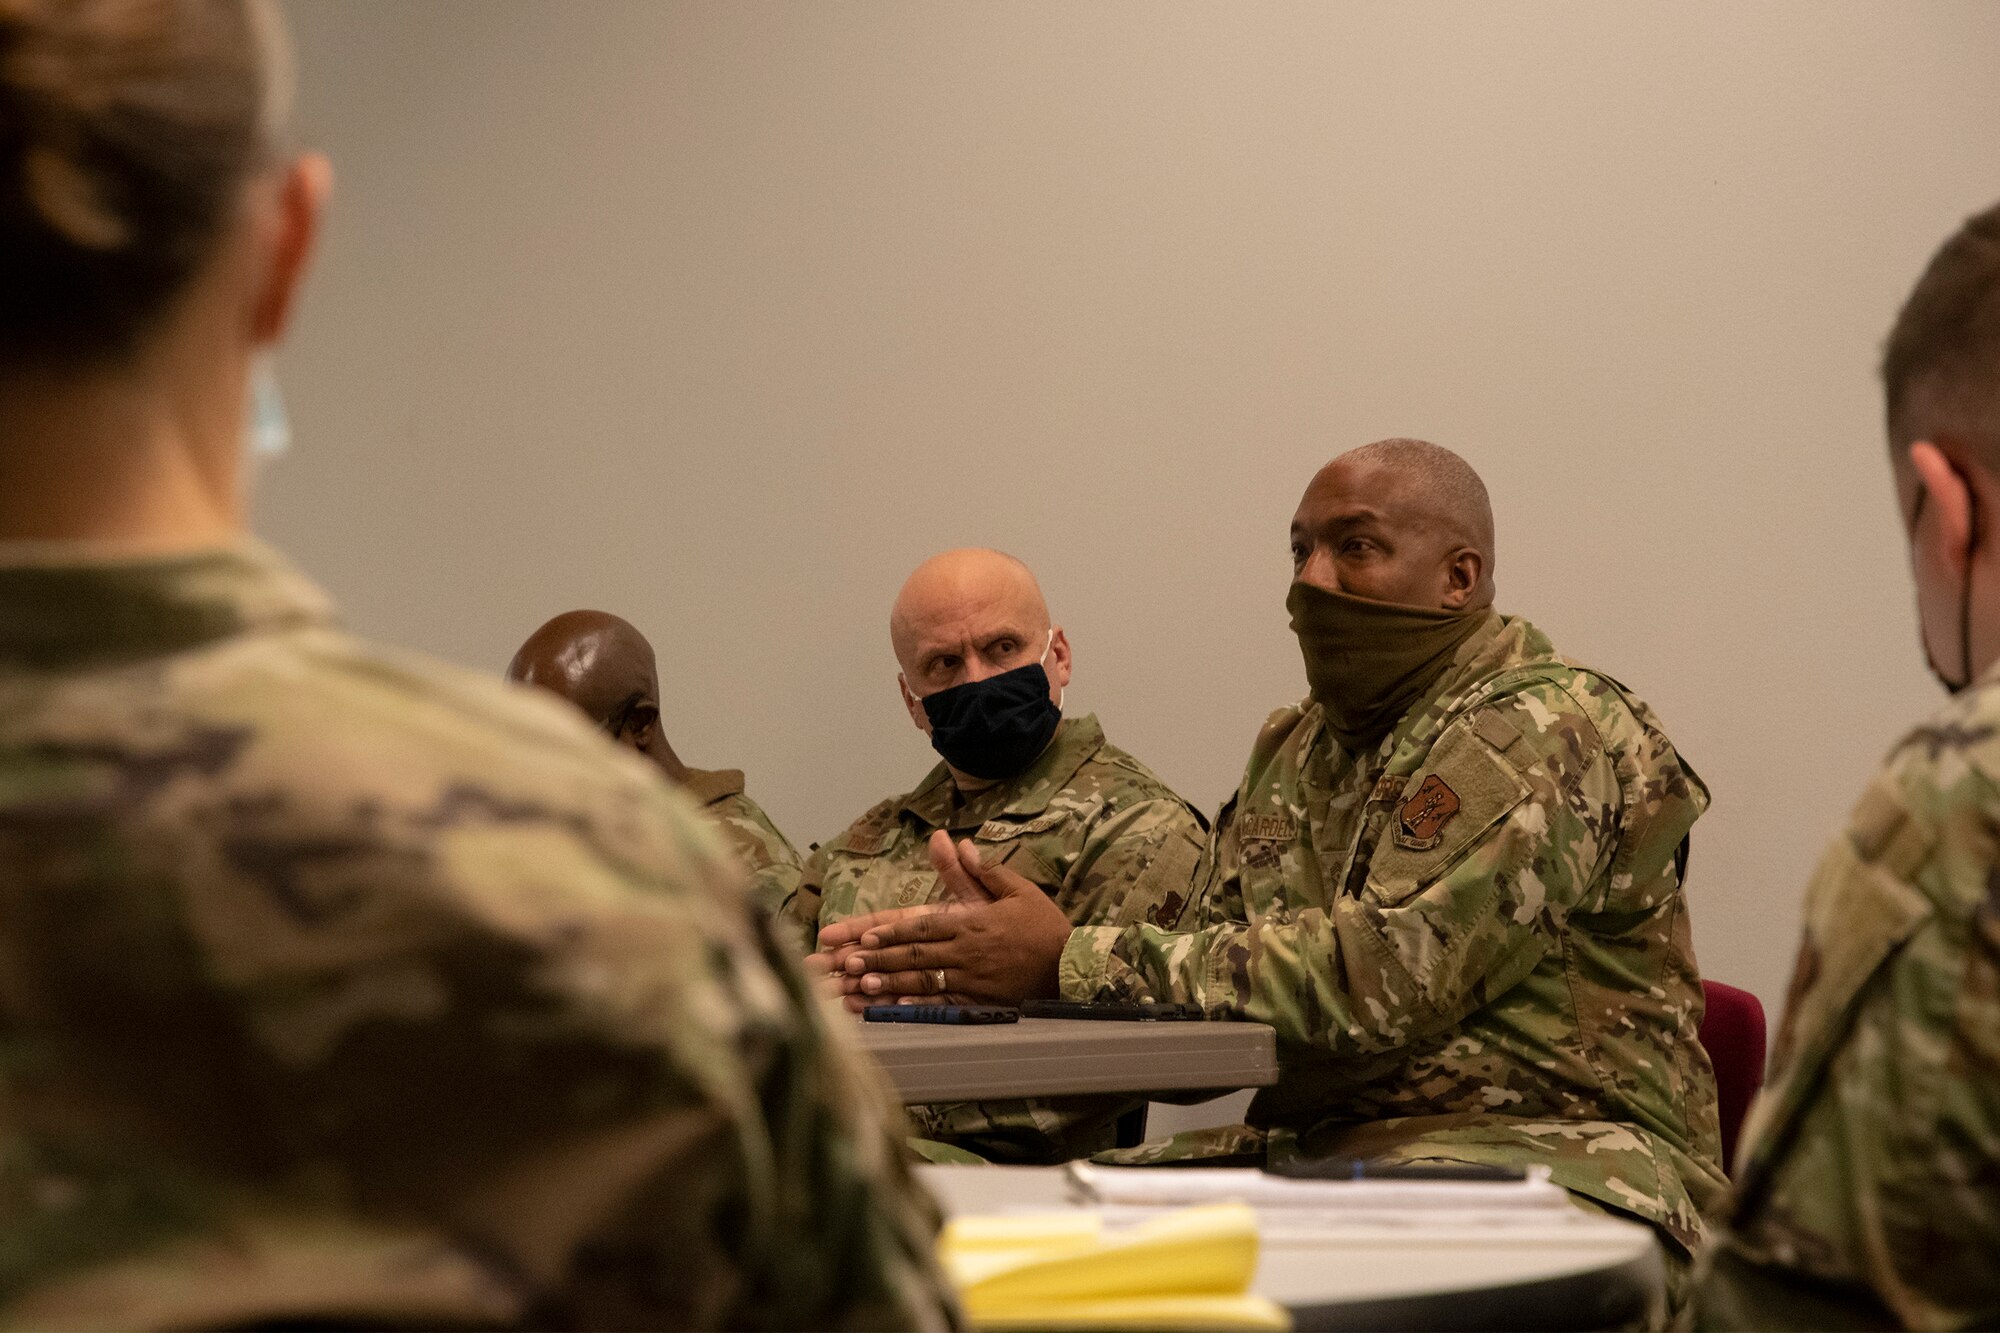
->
[1020,1000,1206,1022]
[863,1004,1020,1025]
[1267,1157,1528,1182]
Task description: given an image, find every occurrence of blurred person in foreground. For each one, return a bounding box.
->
[507,609,804,915]
[0,2,955,1327]
[1692,203,2000,1329]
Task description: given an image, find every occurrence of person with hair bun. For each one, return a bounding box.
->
[0,3,956,1329]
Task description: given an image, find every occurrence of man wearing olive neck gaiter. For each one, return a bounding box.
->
[825,442,1725,1306]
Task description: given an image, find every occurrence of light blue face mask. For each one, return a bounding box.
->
[246,358,292,461]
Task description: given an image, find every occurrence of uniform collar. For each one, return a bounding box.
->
[899,713,1106,833]
[681,767,746,807]
[0,538,335,670]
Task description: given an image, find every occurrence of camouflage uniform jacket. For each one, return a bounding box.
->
[784,715,1206,1163]
[683,767,804,918]
[0,542,958,1332]
[1694,671,2000,1330]
[1062,612,1727,1257]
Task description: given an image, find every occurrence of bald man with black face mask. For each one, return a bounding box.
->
[508,610,803,916]
[786,548,1207,1167]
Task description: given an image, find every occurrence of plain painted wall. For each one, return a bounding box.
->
[267,1,2000,1017]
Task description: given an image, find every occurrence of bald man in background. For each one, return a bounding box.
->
[509,611,803,914]
[784,549,1206,1165]
[828,444,1725,1303]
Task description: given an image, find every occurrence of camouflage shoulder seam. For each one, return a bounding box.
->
[1087,748,1201,810]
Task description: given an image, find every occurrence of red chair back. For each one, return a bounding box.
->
[1697,979,1768,1174]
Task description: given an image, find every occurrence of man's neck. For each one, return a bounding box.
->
[948,767,1001,795]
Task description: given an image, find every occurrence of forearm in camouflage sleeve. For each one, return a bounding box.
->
[1063,716,1617,1060]
[776,848,830,954]
[1064,797,1206,929]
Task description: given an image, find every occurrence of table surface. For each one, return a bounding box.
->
[920,1164,1665,1331]
[853,1015,1278,1103]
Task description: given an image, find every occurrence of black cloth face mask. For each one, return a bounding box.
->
[920,640,1063,780]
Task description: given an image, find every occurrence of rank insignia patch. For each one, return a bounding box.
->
[1399,774,1461,843]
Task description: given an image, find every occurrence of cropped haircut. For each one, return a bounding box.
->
[1882,200,2000,465]
[0,0,278,366]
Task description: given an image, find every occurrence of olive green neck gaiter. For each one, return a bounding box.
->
[1286,580,1491,753]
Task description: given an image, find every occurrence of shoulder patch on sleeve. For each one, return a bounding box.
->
[1397,774,1461,845]
[1367,718,1534,903]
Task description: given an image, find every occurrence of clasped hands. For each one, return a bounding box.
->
[805,830,1073,1012]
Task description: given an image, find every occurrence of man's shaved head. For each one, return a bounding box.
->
[1336,438,1496,562]
[507,609,661,741]
[888,548,1071,752]
[890,549,1051,676]
[1291,439,1497,611]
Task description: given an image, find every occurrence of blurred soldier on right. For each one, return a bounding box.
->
[1694,202,2000,1329]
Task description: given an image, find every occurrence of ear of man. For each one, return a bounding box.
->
[250,153,332,344]
[1443,546,1484,609]
[898,674,929,732]
[1911,440,1978,577]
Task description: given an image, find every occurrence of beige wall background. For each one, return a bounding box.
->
[269,0,2000,1016]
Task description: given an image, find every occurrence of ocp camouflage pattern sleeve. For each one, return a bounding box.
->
[1057,789,1207,931]
[0,545,958,1332]
[1695,681,2000,1330]
[709,789,806,917]
[1065,682,1623,1058]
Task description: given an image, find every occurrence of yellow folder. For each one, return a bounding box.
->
[939,1203,1290,1331]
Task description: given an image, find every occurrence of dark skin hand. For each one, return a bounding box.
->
[819,831,1072,1010]
[806,834,962,1004]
